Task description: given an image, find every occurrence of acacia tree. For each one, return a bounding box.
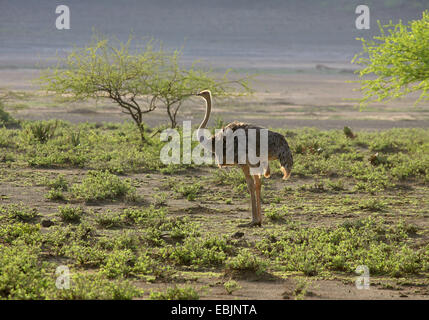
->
[154,50,253,128]
[353,10,429,106]
[39,36,166,143]
[0,92,18,126]
[40,34,253,138]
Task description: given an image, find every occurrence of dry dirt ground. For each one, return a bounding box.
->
[1,68,429,130]
[1,165,428,300]
[1,68,428,300]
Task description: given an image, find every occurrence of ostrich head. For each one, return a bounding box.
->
[196,90,212,100]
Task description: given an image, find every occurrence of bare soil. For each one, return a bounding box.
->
[1,69,429,131]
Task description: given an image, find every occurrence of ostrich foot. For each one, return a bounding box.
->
[238,221,262,228]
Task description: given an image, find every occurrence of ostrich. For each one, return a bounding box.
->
[196,90,293,227]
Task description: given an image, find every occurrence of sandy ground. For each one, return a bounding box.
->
[1,68,428,130]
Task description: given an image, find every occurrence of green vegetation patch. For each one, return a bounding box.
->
[71,170,136,202]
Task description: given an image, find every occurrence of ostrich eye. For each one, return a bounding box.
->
[199,136,205,143]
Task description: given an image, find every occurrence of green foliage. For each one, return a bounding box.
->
[173,182,202,201]
[50,273,144,300]
[44,174,69,191]
[265,204,288,221]
[281,127,429,192]
[101,249,136,279]
[39,33,253,139]
[71,170,136,202]
[152,192,168,207]
[45,189,66,201]
[23,120,58,144]
[293,278,312,300]
[0,99,17,126]
[149,286,199,300]
[42,222,95,252]
[68,129,81,147]
[326,178,345,191]
[0,127,17,148]
[39,35,163,142]
[0,241,142,300]
[16,122,164,172]
[122,206,199,246]
[358,198,386,212]
[95,210,124,229]
[353,11,429,106]
[63,244,106,267]
[226,249,267,275]
[124,206,167,225]
[0,222,41,245]
[96,232,138,252]
[57,205,84,223]
[256,217,425,276]
[0,203,38,222]
[211,168,247,194]
[43,175,69,201]
[165,236,232,267]
[0,244,54,299]
[154,50,252,128]
[99,247,162,279]
[0,122,427,300]
[224,280,241,294]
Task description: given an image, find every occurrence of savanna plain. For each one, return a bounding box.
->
[0,69,428,300]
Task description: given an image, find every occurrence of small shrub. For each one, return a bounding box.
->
[153,192,168,207]
[45,189,66,201]
[149,286,199,300]
[173,182,201,201]
[124,206,166,225]
[24,120,58,144]
[224,280,241,295]
[57,205,83,223]
[71,170,136,202]
[0,222,41,245]
[51,273,143,300]
[293,278,312,300]
[264,205,285,221]
[95,211,124,229]
[0,100,17,126]
[0,203,38,222]
[101,249,136,279]
[226,249,267,275]
[358,199,386,212]
[166,236,230,266]
[343,126,356,139]
[42,223,97,256]
[326,179,345,191]
[64,244,106,267]
[68,129,81,147]
[0,244,54,299]
[44,174,69,191]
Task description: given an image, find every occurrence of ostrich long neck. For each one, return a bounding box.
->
[198,93,212,131]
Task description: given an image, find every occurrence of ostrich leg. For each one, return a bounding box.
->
[253,174,263,224]
[239,165,261,227]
